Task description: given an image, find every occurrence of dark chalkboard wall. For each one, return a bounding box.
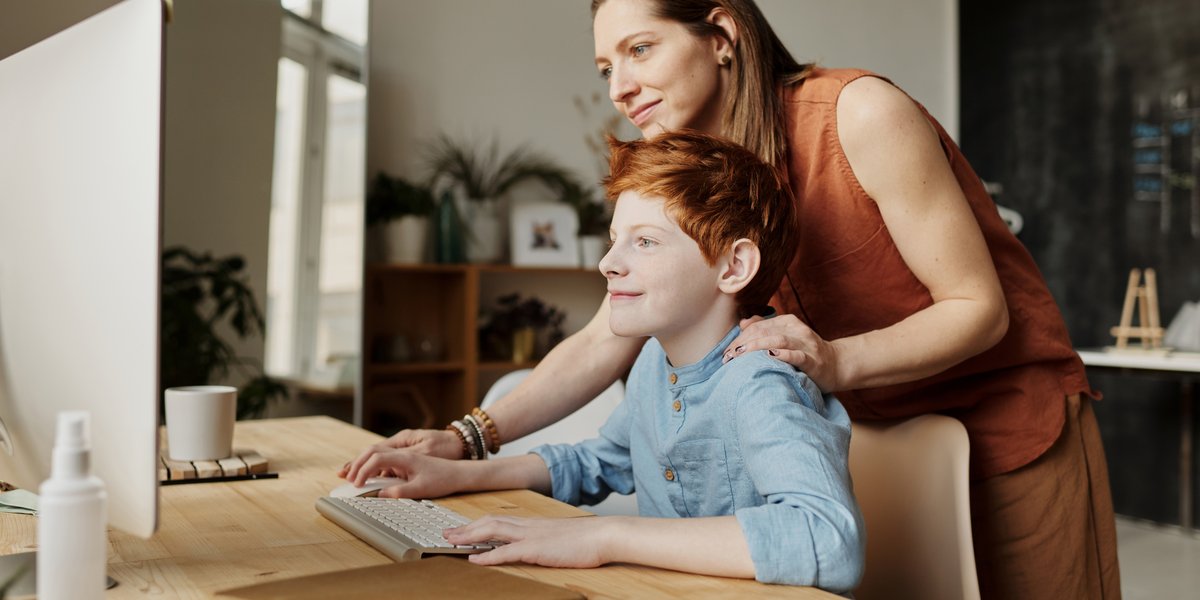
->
[961,0,1200,525]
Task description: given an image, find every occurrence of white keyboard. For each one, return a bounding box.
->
[316,496,499,561]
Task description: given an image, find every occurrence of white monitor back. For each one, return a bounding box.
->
[0,0,163,538]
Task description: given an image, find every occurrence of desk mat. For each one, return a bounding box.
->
[214,556,583,600]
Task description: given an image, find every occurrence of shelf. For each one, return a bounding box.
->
[369,361,466,375]
[368,262,598,276]
[479,360,539,371]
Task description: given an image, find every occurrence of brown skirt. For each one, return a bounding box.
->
[969,394,1121,600]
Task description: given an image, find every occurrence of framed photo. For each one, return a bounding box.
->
[509,202,579,267]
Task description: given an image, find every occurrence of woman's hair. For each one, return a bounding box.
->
[591,0,812,168]
[603,131,798,314]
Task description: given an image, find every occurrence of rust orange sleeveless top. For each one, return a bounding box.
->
[771,68,1092,479]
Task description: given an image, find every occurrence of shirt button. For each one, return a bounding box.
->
[672,400,682,412]
[669,373,678,384]
[664,469,675,481]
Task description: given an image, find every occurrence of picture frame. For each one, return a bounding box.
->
[509,202,580,267]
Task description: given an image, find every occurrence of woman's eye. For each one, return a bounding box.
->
[599,66,612,81]
[637,238,656,248]
[633,44,649,57]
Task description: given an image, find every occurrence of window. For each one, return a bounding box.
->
[266,0,366,386]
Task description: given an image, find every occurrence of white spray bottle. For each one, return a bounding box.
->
[37,410,108,599]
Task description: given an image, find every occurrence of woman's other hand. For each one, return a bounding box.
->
[723,314,844,391]
[337,428,462,479]
[446,515,615,569]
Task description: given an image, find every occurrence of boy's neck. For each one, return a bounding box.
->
[657,303,740,367]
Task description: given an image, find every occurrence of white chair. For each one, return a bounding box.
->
[850,414,980,600]
[480,369,639,516]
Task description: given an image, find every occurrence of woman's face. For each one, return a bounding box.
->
[593,0,728,138]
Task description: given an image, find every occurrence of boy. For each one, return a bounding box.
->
[344,132,864,592]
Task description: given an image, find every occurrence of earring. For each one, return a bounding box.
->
[720,55,731,66]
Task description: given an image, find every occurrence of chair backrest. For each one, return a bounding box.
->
[480,370,638,516]
[850,414,980,600]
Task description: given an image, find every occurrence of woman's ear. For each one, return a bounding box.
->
[706,8,739,60]
[717,238,760,295]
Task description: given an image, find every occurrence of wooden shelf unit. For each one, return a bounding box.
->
[361,263,606,434]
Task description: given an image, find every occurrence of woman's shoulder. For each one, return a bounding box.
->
[785,67,890,104]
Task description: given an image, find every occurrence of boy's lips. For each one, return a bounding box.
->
[608,290,642,301]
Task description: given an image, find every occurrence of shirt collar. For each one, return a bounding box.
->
[663,325,740,389]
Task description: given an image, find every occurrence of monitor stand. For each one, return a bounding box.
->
[0,551,118,597]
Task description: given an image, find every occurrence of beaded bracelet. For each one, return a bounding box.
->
[462,414,489,461]
[470,407,501,454]
[447,419,480,460]
[444,423,471,460]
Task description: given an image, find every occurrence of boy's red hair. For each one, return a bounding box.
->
[603,131,798,313]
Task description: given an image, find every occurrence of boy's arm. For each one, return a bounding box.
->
[528,383,637,506]
[450,514,755,577]
[359,451,552,499]
[731,366,865,592]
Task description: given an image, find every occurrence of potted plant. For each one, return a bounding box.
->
[366,172,436,264]
[555,175,611,268]
[425,135,572,264]
[478,293,566,363]
[160,246,289,420]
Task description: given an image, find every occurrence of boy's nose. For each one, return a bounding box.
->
[598,244,625,278]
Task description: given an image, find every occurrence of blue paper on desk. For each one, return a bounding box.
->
[0,489,38,515]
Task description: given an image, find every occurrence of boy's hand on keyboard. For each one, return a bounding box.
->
[337,429,463,480]
[445,515,612,569]
[345,450,467,499]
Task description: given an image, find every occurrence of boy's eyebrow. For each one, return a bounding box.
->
[595,31,654,65]
[616,223,672,235]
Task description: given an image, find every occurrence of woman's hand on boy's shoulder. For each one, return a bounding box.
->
[723,315,842,392]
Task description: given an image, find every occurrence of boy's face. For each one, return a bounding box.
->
[600,191,725,340]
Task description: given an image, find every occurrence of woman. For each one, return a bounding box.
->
[342,1,1119,597]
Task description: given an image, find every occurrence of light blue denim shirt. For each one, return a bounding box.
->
[531,326,865,592]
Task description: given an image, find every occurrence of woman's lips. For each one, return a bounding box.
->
[629,101,661,127]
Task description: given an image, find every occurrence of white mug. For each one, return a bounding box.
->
[164,386,237,461]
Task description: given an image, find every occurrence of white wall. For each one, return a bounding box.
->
[163,0,281,374]
[367,0,958,185]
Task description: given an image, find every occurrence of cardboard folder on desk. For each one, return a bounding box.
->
[215,556,583,600]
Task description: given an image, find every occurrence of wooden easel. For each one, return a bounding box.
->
[1110,268,1165,349]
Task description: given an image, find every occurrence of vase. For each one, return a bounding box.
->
[578,235,606,269]
[381,216,428,264]
[435,190,466,264]
[511,327,536,364]
[464,197,505,264]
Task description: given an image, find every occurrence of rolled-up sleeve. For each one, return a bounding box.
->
[530,395,636,507]
[732,368,865,592]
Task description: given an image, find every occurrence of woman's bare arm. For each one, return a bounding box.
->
[339,295,645,470]
[726,77,1008,391]
[485,295,645,443]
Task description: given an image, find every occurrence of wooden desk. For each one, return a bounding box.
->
[1078,349,1200,533]
[0,416,836,598]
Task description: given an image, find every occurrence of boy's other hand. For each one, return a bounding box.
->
[337,428,463,479]
[724,314,842,391]
[343,450,465,499]
[446,515,615,569]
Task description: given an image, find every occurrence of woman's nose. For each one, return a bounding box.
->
[608,67,638,104]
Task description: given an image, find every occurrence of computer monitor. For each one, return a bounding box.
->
[0,0,163,539]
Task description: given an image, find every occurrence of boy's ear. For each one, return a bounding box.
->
[717,239,760,295]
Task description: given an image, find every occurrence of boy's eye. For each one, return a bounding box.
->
[599,65,612,81]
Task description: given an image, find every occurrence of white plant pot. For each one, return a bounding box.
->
[381,216,428,264]
[464,198,505,264]
[578,235,606,269]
